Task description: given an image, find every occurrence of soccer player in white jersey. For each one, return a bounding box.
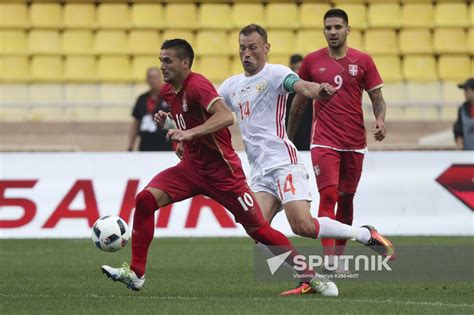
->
[219,24,395,296]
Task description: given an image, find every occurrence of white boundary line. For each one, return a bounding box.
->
[1,293,473,309]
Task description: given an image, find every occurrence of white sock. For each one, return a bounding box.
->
[355,227,371,244]
[317,217,357,240]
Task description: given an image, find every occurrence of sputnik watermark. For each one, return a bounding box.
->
[266,250,392,276]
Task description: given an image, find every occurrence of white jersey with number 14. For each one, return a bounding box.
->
[219,63,301,178]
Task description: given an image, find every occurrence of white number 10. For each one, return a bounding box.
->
[334,75,343,90]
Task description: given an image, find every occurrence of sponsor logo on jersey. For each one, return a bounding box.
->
[182,92,188,112]
[313,165,320,176]
[255,80,267,93]
[319,67,326,73]
[349,64,358,76]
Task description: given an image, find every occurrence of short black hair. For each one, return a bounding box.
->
[290,54,303,65]
[239,24,268,43]
[161,38,194,68]
[324,8,349,25]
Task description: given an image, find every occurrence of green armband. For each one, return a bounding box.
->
[283,74,301,93]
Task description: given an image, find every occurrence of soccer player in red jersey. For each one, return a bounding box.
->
[288,9,389,267]
[101,39,337,296]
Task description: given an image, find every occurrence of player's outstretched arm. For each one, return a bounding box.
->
[287,93,309,141]
[294,80,336,100]
[368,88,387,142]
[166,99,234,142]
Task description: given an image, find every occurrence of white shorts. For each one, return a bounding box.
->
[250,163,312,206]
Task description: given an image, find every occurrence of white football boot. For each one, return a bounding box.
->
[309,275,339,297]
[101,262,145,291]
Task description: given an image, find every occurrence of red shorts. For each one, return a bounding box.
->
[310,147,364,193]
[147,161,265,228]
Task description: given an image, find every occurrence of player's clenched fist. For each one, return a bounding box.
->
[154,110,176,130]
[318,83,336,98]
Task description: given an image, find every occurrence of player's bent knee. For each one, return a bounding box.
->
[290,220,315,238]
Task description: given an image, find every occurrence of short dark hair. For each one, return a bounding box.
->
[324,8,349,25]
[239,24,268,43]
[161,38,194,68]
[290,54,303,65]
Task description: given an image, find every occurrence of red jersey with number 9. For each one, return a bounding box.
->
[299,47,383,150]
[160,72,243,177]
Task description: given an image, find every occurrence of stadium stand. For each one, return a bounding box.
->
[0,0,471,151]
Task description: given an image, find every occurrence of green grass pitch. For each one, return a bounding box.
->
[1,237,473,314]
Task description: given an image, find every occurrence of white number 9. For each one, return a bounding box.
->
[334,75,343,90]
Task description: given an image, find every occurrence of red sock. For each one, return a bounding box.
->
[130,190,158,277]
[250,222,314,278]
[318,185,338,256]
[335,193,354,256]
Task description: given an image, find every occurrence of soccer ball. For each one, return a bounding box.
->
[91,215,130,252]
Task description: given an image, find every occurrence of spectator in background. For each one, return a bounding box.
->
[453,78,474,150]
[285,54,313,150]
[128,67,172,151]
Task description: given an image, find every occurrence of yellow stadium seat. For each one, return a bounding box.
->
[385,106,405,121]
[63,3,96,29]
[230,56,243,76]
[28,30,61,54]
[438,55,471,82]
[64,56,97,82]
[296,30,328,55]
[65,84,98,104]
[130,4,164,29]
[129,30,161,54]
[348,30,363,51]
[132,56,160,82]
[471,4,474,27]
[372,55,402,83]
[299,3,331,29]
[364,29,398,55]
[0,30,27,55]
[198,4,231,30]
[97,107,131,122]
[0,107,30,122]
[195,31,230,56]
[164,4,197,30]
[433,28,467,54]
[267,55,291,67]
[399,29,433,54]
[441,81,465,104]
[467,28,474,55]
[70,106,100,122]
[31,56,63,82]
[402,55,437,82]
[265,3,298,29]
[99,83,133,104]
[97,4,130,29]
[333,3,366,29]
[267,30,295,55]
[0,84,29,103]
[97,56,131,82]
[162,30,195,46]
[28,106,69,122]
[62,30,94,55]
[435,3,469,28]
[228,30,240,53]
[0,3,28,28]
[29,83,63,105]
[368,3,401,28]
[379,83,407,106]
[231,4,264,29]
[94,30,128,54]
[195,56,230,83]
[406,82,441,105]
[401,3,434,28]
[1,56,29,82]
[440,106,458,121]
[29,3,62,29]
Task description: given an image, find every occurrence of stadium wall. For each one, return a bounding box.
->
[0,151,472,238]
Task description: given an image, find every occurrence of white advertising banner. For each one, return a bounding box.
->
[0,152,472,238]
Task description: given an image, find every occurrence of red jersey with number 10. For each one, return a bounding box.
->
[160,72,242,177]
[299,47,383,150]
